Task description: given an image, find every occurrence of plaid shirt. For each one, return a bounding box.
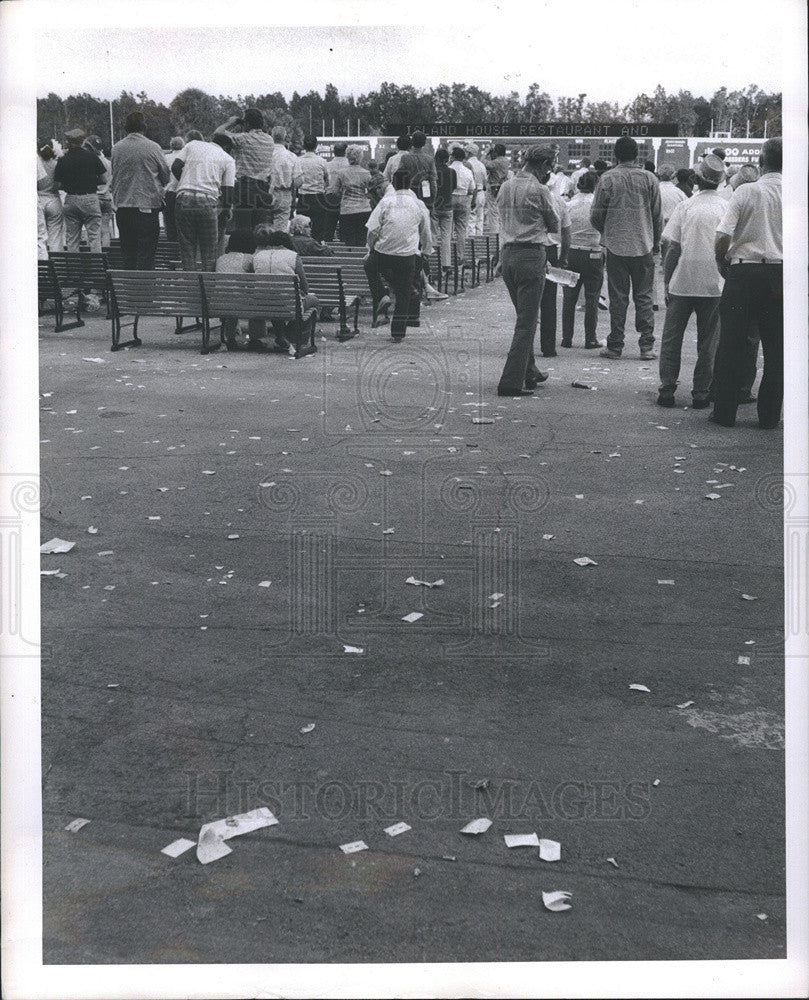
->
[226,129,275,181]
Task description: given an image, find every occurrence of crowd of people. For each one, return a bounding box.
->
[37,110,782,428]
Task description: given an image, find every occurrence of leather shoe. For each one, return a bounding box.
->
[584,340,604,349]
[691,397,710,409]
[738,391,757,404]
[656,393,675,408]
[709,412,734,427]
[497,388,534,397]
[640,349,658,360]
[600,348,621,359]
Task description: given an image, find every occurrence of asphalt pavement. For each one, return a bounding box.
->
[39,276,785,964]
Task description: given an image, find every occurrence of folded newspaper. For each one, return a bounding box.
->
[545,266,580,287]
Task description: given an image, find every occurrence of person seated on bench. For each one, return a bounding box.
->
[251,225,319,352]
[289,214,334,257]
[215,229,255,351]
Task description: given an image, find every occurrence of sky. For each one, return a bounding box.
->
[29,0,788,106]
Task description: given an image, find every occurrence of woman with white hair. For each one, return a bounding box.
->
[332,145,372,246]
[289,214,334,257]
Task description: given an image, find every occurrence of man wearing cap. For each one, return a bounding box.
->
[656,155,727,409]
[37,141,64,257]
[590,135,663,360]
[53,128,106,253]
[495,145,559,397]
[268,126,297,232]
[110,112,170,269]
[711,138,782,429]
[465,143,487,237]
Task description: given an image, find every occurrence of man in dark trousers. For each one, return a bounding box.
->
[110,111,170,269]
[495,145,559,396]
[364,168,433,341]
[711,138,782,429]
[590,136,662,360]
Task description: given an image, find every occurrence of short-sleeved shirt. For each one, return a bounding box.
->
[252,246,298,275]
[333,164,372,214]
[496,172,559,245]
[215,252,253,273]
[269,145,298,189]
[716,172,782,261]
[225,130,274,181]
[544,191,571,248]
[164,150,182,194]
[466,156,488,192]
[365,188,433,256]
[659,180,687,223]
[173,140,235,199]
[110,132,169,209]
[450,161,475,197]
[382,151,409,183]
[567,192,601,249]
[294,151,329,195]
[95,152,112,197]
[53,146,106,196]
[486,155,511,190]
[37,156,60,195]
[661,189,727,297]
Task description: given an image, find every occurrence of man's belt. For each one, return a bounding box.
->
[570,245,603,252]
[732,257,782,264]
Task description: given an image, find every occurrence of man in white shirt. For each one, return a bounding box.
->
[449,147,476,249]
[657,155,727,408]
[657,163,688,225]
[364,167,433,340]
[570,157,591,188]
[537,179,571,358]
[711,138,782,429]
[561,171,604,349]
[172,132,236,271]
[465,143,488,236]
[268,126,298,232]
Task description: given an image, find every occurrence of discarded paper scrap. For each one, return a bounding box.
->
[472,417,494,424]
[573,557,598,567]
[539,838,561,862]
[677,701,695,709]
[299,723,316,734]
[64,818,90,833]
[340,840,368,854]
[402,612,423,623]
[606,857,619,868]
[384,822,411,837]
[629,684,651,692]
[406,576,445,588]
[202,807,279,842]
[741,594,758,601]
[504,832,540,848]
[460,817,492,835]
[40,538,75,554]
[161,838,196,858]
[542,891,573,912]
[196,827,233,865]
[343,645,364,654]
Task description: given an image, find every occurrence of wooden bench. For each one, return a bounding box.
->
[302,253,382,324]
[200,273,317,359]
[38,259,83,332]
[301,264,359,341]
[107,270,212,353]
[105,243,181,270]
[49,250,109,296]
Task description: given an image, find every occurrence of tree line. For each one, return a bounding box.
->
[37,82,782,151]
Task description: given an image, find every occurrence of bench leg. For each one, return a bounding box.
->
[111,315,141,351]
[336,299,355,342]
[294,312,318,358]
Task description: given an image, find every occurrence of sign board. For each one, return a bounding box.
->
[656,138,691,170]
[692,140,767,168]
[315,139,372,165]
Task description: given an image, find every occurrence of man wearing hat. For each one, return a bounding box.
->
[657,154,727,409]
[711,138,783,429]
[53,127,106,253]
[589,136,662,360]
[495,144,559,396]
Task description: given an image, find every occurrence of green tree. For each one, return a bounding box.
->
[169,87,220,136]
